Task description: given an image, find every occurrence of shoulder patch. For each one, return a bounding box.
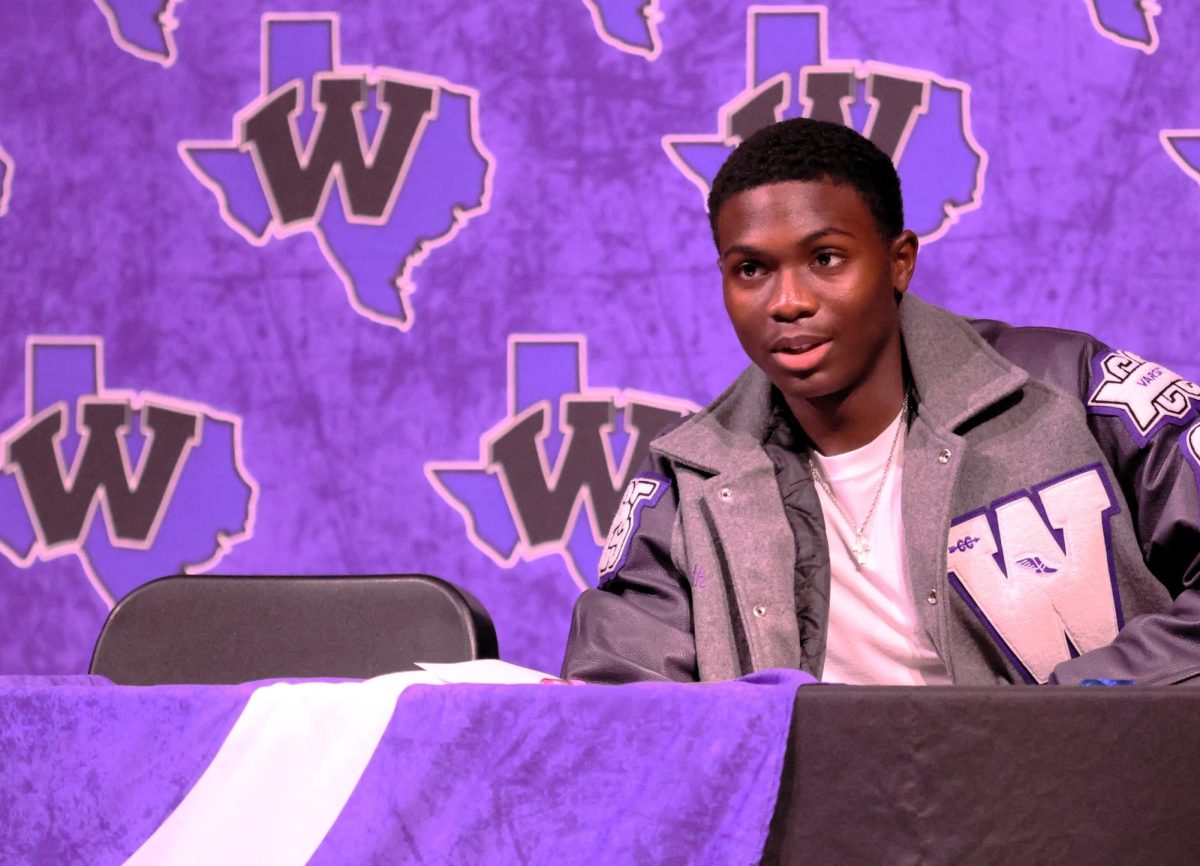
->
[597,473,669,580]
[1087,349,1200,444]
[1179,421,1200,494]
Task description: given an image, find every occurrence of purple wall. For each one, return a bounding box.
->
[1,1,1198,674]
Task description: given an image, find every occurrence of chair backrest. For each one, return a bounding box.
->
[89,574,499,685]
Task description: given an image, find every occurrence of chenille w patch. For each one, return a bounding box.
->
[946,465,1122,683]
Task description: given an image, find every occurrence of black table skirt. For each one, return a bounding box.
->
[763,685,1200,865]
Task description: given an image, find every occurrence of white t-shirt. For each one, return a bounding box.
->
[810,412,951,685]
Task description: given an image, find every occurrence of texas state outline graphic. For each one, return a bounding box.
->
[425,335,696,591]
[1084,0,1162,53]
[178,13,495,331]
[580,0,663,60]
[1161,129,1200,186]
[0,142,11,217]
[94,0,185,66]
[662,5,987,244]
[0,337,257,606]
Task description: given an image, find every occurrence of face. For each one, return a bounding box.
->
[716,179,917,412]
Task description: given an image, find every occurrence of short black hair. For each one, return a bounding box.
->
[707,118,904,247]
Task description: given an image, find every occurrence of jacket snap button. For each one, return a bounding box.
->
[719,487,732,501]
[752,605,767,618]
[927,590,939,605]
[937,449,951,464]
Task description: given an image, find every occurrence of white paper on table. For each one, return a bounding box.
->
[415,658,558,684]
[126,670,443,866]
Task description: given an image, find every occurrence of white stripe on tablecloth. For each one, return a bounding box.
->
[126,670,443,866]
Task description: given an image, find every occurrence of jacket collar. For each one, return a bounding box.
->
[652,364,776,475]
[654,293,1029,473]
[900,293,1029,431]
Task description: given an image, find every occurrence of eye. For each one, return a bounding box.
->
[813,250,845,268]
[734,260,765,279]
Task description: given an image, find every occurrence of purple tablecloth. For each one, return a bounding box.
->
[0,670,811,864]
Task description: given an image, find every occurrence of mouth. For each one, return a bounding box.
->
[769,336,831,372]
[771,335,830,353]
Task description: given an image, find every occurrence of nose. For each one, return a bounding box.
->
[767,266,816,321]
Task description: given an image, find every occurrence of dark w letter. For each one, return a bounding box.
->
[6,402,200,546]
[797,69,929,160]
[864,73,928,161]
[243,76,435,225]
[490,400,686,546]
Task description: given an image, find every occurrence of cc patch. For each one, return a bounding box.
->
[1088,349,1200,445]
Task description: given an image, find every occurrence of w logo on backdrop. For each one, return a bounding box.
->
[0,142,12,217]
[425,336,695,589]
[581,0,663,60]
[1085,0,1162,53]
[664,5,987,242]
[1161,129,1200,188]
[180,13,494,330]
[95,0,185,66]
[0,338,256,605]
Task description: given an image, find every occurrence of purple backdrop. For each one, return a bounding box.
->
[1,0,1198,675]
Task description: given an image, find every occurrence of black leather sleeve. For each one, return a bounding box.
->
[560,462,699,683]
[1055,342,1200,684]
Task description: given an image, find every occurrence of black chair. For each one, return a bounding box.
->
[89,574,499,685]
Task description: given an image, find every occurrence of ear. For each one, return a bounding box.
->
[890,230,919,296]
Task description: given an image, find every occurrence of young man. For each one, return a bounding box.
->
[561,117,1200,686]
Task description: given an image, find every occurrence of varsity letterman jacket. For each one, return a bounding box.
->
[562,294,1200,686]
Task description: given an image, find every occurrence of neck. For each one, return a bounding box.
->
[787,370,907,457]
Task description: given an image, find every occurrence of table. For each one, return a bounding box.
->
[6,674,1196,864]
[764,685,1200,865]
[0,670,803,865]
